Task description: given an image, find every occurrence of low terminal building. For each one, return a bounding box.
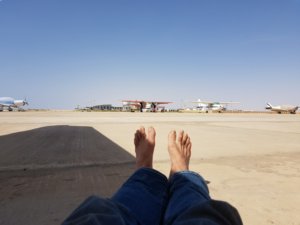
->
[75,104,123,111]
[89,104,123,111]
[91,104,112,111]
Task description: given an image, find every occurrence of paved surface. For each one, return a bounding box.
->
[0,111,299,225]
[0,124,135,225]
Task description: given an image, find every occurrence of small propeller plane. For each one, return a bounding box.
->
[0,97,29,111]
[265,103,299,114]
[121,100,172,112]
[191,99,239,113]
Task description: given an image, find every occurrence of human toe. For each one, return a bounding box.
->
[147,127,156,144]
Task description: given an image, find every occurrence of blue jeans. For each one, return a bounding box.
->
[62,168,242,225]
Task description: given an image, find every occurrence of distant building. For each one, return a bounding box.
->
[91,104,112,111]
[90,104,123,111]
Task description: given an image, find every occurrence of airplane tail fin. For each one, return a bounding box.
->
[267,103,273,108]
[197,99,202,107]
[266,103,273,110]
[24,97,29,105]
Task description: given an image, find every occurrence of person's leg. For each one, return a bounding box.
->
[164,130,242,225]
[62,126,168,225]
[62,195,138,225]
[164,130,210,222]
[112,126,168,225]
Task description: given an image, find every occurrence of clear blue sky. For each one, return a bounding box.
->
[1,0,299,110]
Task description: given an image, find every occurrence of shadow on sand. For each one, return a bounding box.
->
[0,125,136,225]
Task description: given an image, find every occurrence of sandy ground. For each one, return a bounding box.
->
[0,111,299,225]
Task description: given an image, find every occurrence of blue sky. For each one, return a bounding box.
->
[1,0,299,110]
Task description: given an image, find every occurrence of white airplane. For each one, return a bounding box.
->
[192,99,239,113]
[265,103,298,114]
[122,100,172,112]
[0,97,29,111]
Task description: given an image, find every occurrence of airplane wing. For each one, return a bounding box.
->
[191,101,214,107]
[122,100,143,103]
[219,102,240,105]
[191,101,211,104]
[192,101,239,104]
[152,101,172,105]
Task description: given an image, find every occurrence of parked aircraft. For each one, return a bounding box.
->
[192,99,239,113]
[265,103,298,114]
[122,100,172,112]
[0,97,28,111]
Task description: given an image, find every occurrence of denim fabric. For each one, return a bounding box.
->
[61,195,139,225]
[62,168,242,225]
[164,171,211,224]
[112,168,169,225]
[164,171,242,225]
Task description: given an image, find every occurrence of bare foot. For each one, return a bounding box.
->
[134,126,156,169]
[168,130,192,177]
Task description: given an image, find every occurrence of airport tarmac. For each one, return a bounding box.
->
[0,111,299,225]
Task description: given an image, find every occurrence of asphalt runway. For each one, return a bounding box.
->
[0,111,299,225]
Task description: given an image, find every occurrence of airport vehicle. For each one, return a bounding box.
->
[192,99,239,113]
[265,103,298,114]
[121,100,172,112]
[0,97,28,111]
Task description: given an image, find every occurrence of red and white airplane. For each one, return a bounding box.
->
[121,100,172,112]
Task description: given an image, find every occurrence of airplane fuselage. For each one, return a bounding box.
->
[194,103,226,113]
[266,103,298,114]
[0,97,28,111]
[192,99,238,113]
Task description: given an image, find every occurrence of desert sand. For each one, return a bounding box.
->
[0,111,299,225]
